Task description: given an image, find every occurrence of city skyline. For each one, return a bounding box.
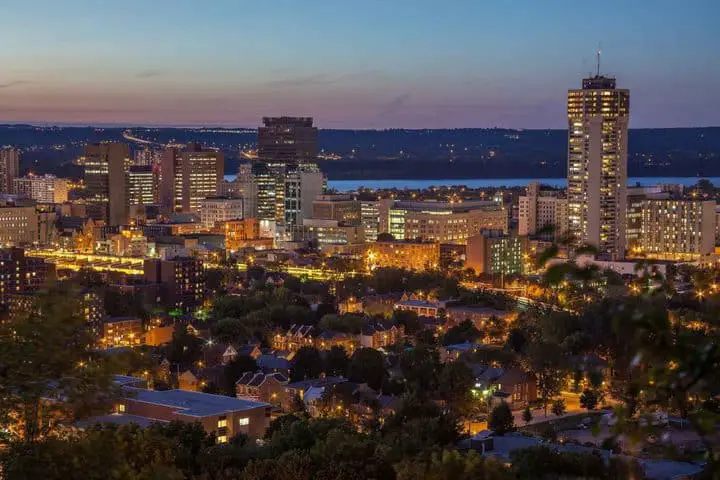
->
[0,0,718,129]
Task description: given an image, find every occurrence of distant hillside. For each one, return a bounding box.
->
[1,125,719,179]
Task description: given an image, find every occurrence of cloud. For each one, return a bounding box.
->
[266,70,383,88]
[376,92,411,117]
[0,80,30,89]
[136,70,163,79]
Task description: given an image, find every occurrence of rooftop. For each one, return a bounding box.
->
[123,387,270,417]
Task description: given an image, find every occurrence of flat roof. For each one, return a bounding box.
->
[124,387,270,417]
[77,413,164,428]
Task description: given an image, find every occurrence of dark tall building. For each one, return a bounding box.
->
[0,147,20,195]
[84,143,129,225]
[159,147,180,213]
[144,257,204,311]
[257,117,318,164]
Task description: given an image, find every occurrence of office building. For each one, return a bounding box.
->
[567,69,629,260]
[518,182,568,240]
[360,200,380,242]
[179,144,224,213]
[466,230,526,276]
[84,143,129,225]
[284,164,325,226]
[0,147,20,195]
[127,165,156,206]
[258,117,318,164]
[0,248,54,304]
[312,194,361,224]
[386,200,507,244]
[365,239,440,271]
[200,197,244,229]
[144,257,205,311]
[12,174,68,204]
[293,218,365,250]
[0,201,39,245]
[639,199,715,261]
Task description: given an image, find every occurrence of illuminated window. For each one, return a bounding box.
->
[117,403,125,413]
[217,418,227,428]
[239,417,249,426]
[217,435,227,444]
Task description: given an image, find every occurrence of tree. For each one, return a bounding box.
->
[395,449,511,480]
[400,345,441,394]
[347,348,387,390]
[437,361,476,415]
[163,325,204,370]
[551,398,566,417]
[0,289,118,442]
[579,389,599,411]
[212,317,250,345]
[442,320,481,346]
[522,406,533,425]
[393,309,422,336]
[488,402,515,435]
[290,347,324,382]
[527,341,565,417]
[324,345,349,377]
[318,314,364,334]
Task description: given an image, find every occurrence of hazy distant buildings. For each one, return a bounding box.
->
[567,73,629,260]
[258,117,318,164]
[518,182,568,240]
[638,199,715,261]
[84,142,129,226]
[0,147,20,195]
[13,174,68,204]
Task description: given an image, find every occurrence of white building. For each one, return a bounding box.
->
[12,174,69,204]
[518,182,567,240]
[283,165,324,226]
[199,197,244,229]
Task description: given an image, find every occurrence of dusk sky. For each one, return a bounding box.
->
[1,0,718,129]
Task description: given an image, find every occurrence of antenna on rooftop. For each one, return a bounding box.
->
[596,44,602,76]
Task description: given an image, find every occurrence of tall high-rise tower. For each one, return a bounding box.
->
[257,117,318,164]
[84,142,129,226]
[567,62,629,260]
[0,147,20,195]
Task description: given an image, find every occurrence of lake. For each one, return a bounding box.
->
[223,175,719,191]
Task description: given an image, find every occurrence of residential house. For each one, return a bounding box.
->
[394,299,446,318]
[315,330,358,352]
[359,321,404,349]
[473,366,537,410]
[256,354,293,376]
[235,372,288,407]
[272,324,316,352]
[282,376,347,412]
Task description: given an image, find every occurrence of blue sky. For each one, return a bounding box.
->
[0,0,718,128]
